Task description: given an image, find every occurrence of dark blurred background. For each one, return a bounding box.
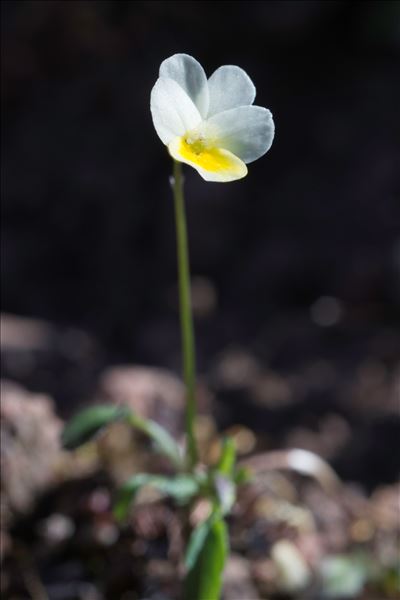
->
[2,1,400,487]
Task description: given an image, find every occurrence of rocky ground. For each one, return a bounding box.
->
[1,313,399,600]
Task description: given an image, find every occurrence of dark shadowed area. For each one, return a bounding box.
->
[1,1,400,599]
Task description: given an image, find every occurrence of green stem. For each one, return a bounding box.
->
[172,159,198,468]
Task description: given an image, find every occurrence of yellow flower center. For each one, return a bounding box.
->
[184,134,207,155]
[178,136,242,174]
[168,130,247,182]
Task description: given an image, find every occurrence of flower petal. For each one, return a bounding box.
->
[206,105,274,163]
[150,77,202,145]
[159,54,209,118]
[168,136,247,183]
[207,65,256,118]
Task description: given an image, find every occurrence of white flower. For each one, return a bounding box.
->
[150,54,275,183]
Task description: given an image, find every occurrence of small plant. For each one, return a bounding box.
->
[63,53,275,600]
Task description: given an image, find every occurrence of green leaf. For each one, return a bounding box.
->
[210,438,238,515]
[128,413,183,469]
[234,465,252,485]
[63,404,184,469]
[210,438,237,515]
[114,473,199,522]
[185,514,229,600]
[216,437,236,477]
[62,405,130,450]
[184,517,212,571]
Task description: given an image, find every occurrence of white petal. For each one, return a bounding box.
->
[168,136,247,183]
[159,54,209,118]
[150,77,202,145]
[206,105,274,163]
[207,65,256,118]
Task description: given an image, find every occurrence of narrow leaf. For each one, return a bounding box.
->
[184,518,212,571]
[62,405,130,450]
[185,514,229,600]
[212,438,237,515]
[114,473,199,522]
[128,413,183,469]
[234,465,252,485]
[216,437,236,477]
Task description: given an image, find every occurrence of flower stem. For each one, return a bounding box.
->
[172,159,198,468]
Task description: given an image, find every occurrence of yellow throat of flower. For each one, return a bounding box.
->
[183,134,208,155]
[168,131,247,182]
